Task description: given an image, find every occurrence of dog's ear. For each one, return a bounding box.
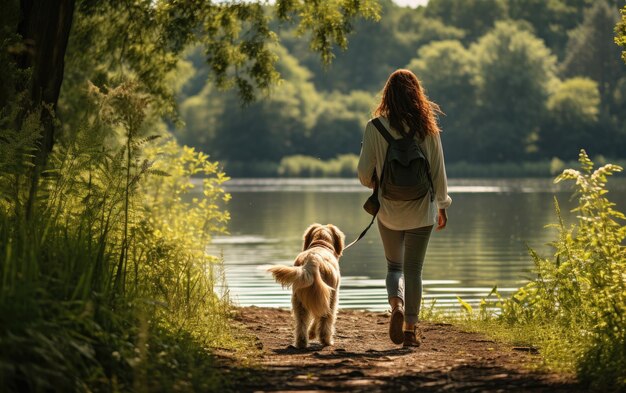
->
[327,224,345,256]
[303,223,323,250]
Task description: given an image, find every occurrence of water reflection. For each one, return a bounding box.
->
[206,178,626,312]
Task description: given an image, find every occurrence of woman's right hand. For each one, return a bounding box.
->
[436,209,447,231]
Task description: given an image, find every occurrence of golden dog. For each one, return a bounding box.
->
[268,223,345,348]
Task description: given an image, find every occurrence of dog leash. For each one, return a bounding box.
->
[343,214,376,251]
[344,175,380,251]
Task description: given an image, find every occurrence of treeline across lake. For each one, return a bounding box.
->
[175,0,626,177]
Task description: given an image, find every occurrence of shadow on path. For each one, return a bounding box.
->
[228,306,585,392]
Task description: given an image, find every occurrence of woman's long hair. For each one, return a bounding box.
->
[374,69,442,139]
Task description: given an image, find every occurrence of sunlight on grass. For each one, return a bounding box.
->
[0,82,256,391]
[442,151,626,390]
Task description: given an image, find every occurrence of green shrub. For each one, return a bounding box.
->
[0,82,239,391]
[483,150,626,390]
[277,154,359,177]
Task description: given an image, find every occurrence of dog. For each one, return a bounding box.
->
[268,223,345,349]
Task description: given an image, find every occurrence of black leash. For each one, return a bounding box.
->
[344,172,380,251]
[344,119,388,251]
[344,213,376,251]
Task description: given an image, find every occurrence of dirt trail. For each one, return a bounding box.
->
[227,306,583,392]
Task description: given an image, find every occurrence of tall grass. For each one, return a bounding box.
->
[462,150,626,391]
[0,82,241,391]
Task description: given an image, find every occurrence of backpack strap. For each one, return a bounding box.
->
[372,118,395,143]
[419,143,435,203]
[413,124,436,203]
[373,117,418,140]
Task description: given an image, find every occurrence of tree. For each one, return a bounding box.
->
[395,9,466,48]
[616,5,626,63]
[178,82,224,151]
[280,0,465,94]
[540,77,601,158]
[508,0,592,59]
[12,0,75,160]
[470,22,558,162]
[406,40,475,162]
[424,0,508,43]
[3,0,381,205]
[179,43,376,167]
[304,89,374,159]
[280,0,404,93]
[562,0,622,104]
[207,44,321,163]
[1,0,382,218]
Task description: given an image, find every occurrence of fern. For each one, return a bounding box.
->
[0,99,42,212]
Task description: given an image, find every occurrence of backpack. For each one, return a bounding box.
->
[372,117,434,202]
[350,118,434,250]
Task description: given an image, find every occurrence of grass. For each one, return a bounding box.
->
[0,82,258,392]
[454,319,580,372]
[439,151,626,391]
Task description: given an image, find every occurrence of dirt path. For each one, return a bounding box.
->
[227,306,583,392]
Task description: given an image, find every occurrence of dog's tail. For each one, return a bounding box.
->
[268,263,333,317]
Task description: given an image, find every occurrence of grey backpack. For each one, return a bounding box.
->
[372,118,434,202]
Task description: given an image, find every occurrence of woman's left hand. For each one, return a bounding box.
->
[436,209,447,231]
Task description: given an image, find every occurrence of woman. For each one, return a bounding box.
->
[357,69,451,347]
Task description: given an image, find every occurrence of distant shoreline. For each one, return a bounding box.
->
[217,156,626,179]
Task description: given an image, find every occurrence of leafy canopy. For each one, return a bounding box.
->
[63,0,381,111]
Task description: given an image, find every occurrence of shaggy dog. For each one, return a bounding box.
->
[268,223,345,349]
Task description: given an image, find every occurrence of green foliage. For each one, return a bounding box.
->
[280,0,464,93]
[0,100,41,212]
[424,0,508,43]
[213,156,626,178]
[508,0,593,59]
[540,77,601,156]
[60,0,380,113]
[172,1,626,173]
[139,140,231,316]
[0,82,240,391]
[445,160,554,178]
[394,13,466,51]
[548,78,601,120]
[406,40,475,162]
[617,6,626,63]
[491,151,626,390]
[178,42,375,166]
[306,91,371,159]
[278,154,359,177]
[470,21,558,161]
[562,0,623,104]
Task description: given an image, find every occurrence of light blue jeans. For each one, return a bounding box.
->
[377,220,433,325]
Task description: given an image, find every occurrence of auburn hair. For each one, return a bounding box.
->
[374,69,442,139]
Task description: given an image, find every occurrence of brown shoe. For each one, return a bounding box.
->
[403,328,422,348]
[389,306,404,344]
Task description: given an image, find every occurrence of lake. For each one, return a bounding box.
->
[206,177,626,312]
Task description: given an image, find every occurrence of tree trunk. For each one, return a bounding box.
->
[17,0,75,217]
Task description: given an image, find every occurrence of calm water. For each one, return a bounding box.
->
[206,178,626,312]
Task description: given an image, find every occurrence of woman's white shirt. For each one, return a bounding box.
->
[357,116,452,230]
